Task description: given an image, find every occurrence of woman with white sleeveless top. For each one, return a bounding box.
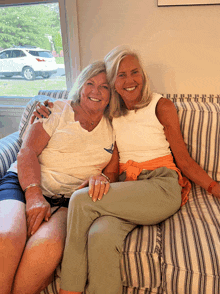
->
[35,46,220,294]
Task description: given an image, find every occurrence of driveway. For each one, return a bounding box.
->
[0,64,65,81]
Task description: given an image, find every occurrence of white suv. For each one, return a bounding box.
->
[0,46,58,80]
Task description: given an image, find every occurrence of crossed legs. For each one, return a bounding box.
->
[60,168,182,294]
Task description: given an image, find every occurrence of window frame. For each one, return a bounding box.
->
[0,0,80,92]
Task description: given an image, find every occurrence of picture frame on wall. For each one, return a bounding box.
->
[158,0,220,6]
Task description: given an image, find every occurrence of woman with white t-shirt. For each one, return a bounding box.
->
[0,61,117,294]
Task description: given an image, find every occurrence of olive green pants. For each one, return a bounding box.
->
[60,167,182,294]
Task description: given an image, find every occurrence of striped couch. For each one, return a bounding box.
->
[0,91,220,294]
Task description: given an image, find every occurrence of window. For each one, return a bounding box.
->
[0,2,67,96]
[0,0,80,138]
[11,50,26,58]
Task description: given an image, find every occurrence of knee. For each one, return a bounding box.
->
[0,230,26,252]
[25,237,64,268]
[69,188,89,210]
[88,217,122,253]
[27,231,65,258]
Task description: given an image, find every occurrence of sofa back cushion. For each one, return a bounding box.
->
[19,90,69,139]
[165,95,220,181]
[18,92,220,181]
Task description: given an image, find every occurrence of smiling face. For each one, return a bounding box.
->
[114,55,143,110]
[80,72,110,113]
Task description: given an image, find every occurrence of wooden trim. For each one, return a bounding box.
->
[0,0,57,7]
[59,0,81,90]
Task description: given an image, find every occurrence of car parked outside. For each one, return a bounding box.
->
[0,46,57,80]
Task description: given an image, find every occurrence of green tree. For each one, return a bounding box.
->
[54,31,63,54]
[0,4,61,51]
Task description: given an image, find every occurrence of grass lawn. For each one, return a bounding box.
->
[0,76,67,97]
[55,57,64,64]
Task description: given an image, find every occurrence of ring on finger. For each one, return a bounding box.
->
[101,181,107,185]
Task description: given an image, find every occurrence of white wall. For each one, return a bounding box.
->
[77,0,220,94]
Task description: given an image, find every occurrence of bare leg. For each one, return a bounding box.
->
[12,207,67,294]
[0,200,27,294]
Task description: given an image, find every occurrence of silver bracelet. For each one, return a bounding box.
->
[101,173,110,183]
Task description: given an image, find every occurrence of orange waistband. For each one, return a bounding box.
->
[119,154,191,206]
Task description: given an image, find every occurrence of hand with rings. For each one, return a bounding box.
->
[76,174,110,202]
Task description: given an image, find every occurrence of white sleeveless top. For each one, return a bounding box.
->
[112,93,171,164]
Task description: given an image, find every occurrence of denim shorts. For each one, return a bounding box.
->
[0,172,69,209]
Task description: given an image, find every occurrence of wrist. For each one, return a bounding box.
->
[24,183,40,193]
[207,181,218,194]
[210,182,220,197]
[101,173,110,183]
[24,185,43,199]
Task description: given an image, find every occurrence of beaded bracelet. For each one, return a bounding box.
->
[24,183,41,193]
[101,173,110,183]
[207,181,218,194]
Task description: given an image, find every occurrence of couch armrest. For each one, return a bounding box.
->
[0,131,21,178]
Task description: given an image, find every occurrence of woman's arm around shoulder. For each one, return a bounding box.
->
[31,100,54,123]
[156,98,220,198]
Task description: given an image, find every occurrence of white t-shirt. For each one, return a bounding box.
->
[112,93,171,163]
[9,100,114,198]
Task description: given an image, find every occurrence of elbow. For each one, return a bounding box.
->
[17,147,36,165]
[17,147,28,162]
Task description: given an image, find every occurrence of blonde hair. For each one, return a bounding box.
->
[68,61,110,117]
[104,46,152,118]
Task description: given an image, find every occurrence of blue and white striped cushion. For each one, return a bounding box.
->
[38,90,69,100]
[19,91,69,140]
[168,95,220,181]
[19,95,56,139]
[160,183,220,294]
[122,96,220,294]
[0,132,21,178]
[121,225,162,290]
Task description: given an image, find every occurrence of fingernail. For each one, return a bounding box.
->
[89,194,92,197]
[31,231,34,235]
[98,198,101,200]
[93,199,96,202]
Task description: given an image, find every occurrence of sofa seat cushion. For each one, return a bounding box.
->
[160,183,220,294]
[121,224,162,290]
